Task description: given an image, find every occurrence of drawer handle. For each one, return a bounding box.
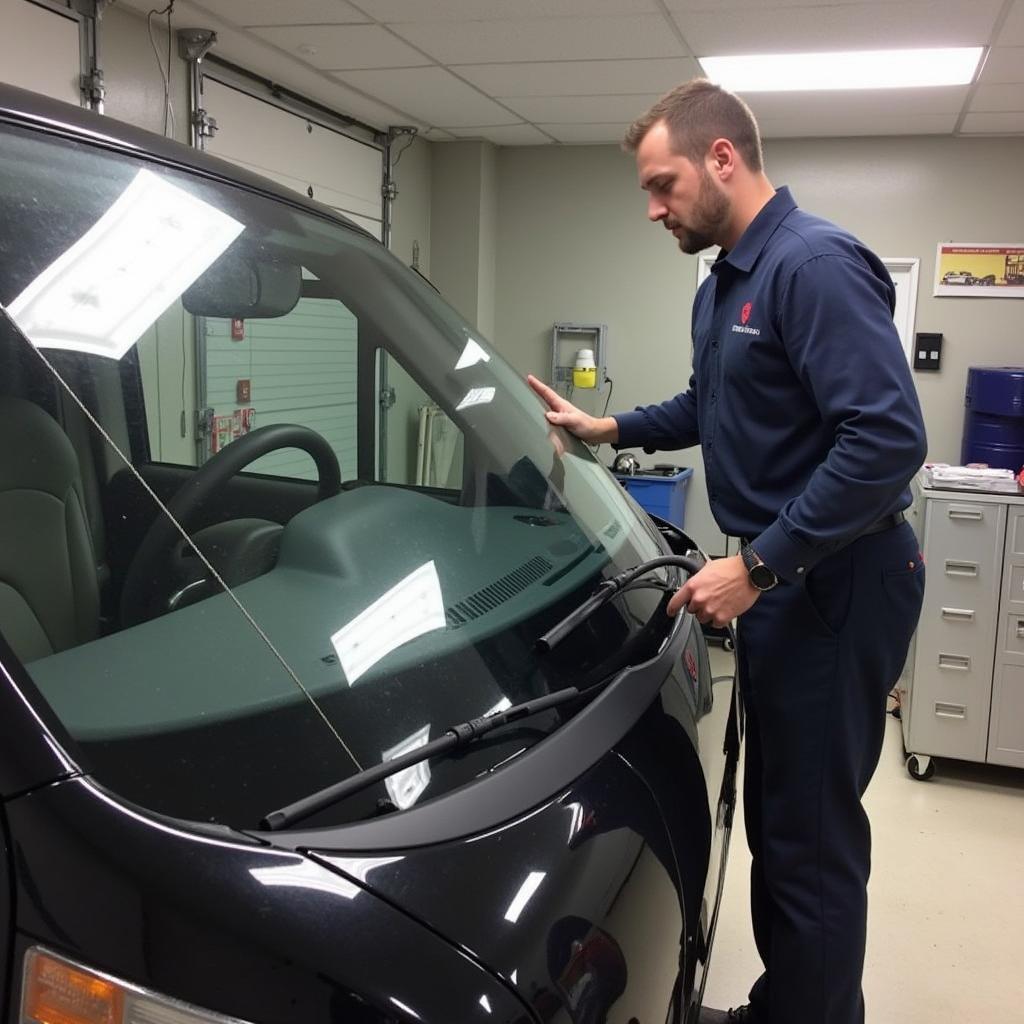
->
[1016,619,1024,640]
[941,607,975,622]
[944,560,978,577]
[935,701,966,719]
[947,507,984,521]
[938,653,971,671]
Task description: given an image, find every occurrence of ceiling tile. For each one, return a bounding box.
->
[538,122,632,143]
[960,110,1024,132]
[970,82,1024,111]
[758,112,959,137]
[194,0,368,26]
[356,0,658,20]
[250,24,430,68]
[446,123,554,144]
[745,85,971,122]
[980,47,1024,83]
[332,67,522,126]
[998,0,1024,46]
[501,94,660,122]
[674,1,1004,55]
[388,14,686,64]
[454,57,700,96]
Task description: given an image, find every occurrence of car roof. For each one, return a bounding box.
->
[0,82,375,240]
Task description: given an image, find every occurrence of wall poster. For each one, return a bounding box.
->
[934,243,1024,298]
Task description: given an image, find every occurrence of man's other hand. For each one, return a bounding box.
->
[668,554,760,626]
[527,374,619,445]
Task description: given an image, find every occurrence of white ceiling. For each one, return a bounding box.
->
[121,0,1024,144]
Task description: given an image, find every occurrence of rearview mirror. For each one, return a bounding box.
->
[182,253,301,319]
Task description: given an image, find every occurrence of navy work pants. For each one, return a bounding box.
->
[736,522,924,1024]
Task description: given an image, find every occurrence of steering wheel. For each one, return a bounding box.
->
[120,423,341,627]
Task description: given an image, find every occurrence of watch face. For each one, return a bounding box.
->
[749,562,777,591]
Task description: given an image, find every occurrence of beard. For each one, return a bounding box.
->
[671,170,730,254]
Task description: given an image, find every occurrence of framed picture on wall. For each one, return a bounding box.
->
[696,251,920,363]
[934,243,1024,298]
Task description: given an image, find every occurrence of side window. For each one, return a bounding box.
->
[200,296,358,481]
[378,351,464,490]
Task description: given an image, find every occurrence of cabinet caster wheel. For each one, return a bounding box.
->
[906,754,934,781]
[723,636,735,652]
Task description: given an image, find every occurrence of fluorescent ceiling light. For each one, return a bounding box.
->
[699,47,983,92]
[8,169,243,360]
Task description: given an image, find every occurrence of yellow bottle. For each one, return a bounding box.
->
[572,348,597,389]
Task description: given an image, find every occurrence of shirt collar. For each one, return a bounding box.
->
[713,185,797,275]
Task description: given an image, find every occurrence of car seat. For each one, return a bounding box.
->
[0,396,100,662]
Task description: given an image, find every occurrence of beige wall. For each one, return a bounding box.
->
[429,139,499,338]
[493,135,1024,555]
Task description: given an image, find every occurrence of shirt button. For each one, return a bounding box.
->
[796,566,805,575]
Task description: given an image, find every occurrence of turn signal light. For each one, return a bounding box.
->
[21,947,253,1024]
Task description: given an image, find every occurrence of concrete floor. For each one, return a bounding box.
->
[701,647,1024,1023]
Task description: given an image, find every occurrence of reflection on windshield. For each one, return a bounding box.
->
[8,169,242,360]
[382,725,432,810]
[455,386,496,411]
[454,337,491,370]
[330,561,446,686]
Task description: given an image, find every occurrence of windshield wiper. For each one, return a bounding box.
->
[260,554,706,832]
[261,686,585,831]
[536,554,704,652]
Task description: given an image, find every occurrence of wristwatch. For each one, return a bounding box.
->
[740,544,778,592]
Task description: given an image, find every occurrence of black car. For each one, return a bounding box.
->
[0,83,739,1024]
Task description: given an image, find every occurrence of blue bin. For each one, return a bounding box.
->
[962,366,1024,471]
[614,466,693,529]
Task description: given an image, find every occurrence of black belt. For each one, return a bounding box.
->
[740,511,905,549]
[860,511,905,536]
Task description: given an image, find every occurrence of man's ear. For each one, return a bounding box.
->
[708,138,737,181]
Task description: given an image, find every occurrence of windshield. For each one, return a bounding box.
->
[0,121,669,829]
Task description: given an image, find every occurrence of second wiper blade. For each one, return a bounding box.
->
[536,554,704,652]
[260,687,582,831]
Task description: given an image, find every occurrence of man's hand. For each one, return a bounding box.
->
[527,374,619,445]
[668,554,760,626]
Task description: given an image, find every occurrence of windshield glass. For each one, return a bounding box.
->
[0,121,669,828]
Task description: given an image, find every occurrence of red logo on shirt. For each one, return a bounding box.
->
[741,302,753,325]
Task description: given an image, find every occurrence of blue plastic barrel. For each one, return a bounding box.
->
[962,366,1024,470]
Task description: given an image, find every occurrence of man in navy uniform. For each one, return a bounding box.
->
[527,79,926,1024]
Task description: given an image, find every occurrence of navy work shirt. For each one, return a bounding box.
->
[614,187,927,583]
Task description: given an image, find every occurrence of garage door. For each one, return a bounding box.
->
[197,75,385,478]
[0,0,82,106]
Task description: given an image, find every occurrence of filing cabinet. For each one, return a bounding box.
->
[897,479,1024,777]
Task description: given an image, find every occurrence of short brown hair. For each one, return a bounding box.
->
[623,78,763,172]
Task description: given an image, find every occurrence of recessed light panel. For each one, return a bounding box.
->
[699,48,984,92]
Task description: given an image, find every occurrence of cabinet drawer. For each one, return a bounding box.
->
[924,499,1003,568]
[988,664,1024,768]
